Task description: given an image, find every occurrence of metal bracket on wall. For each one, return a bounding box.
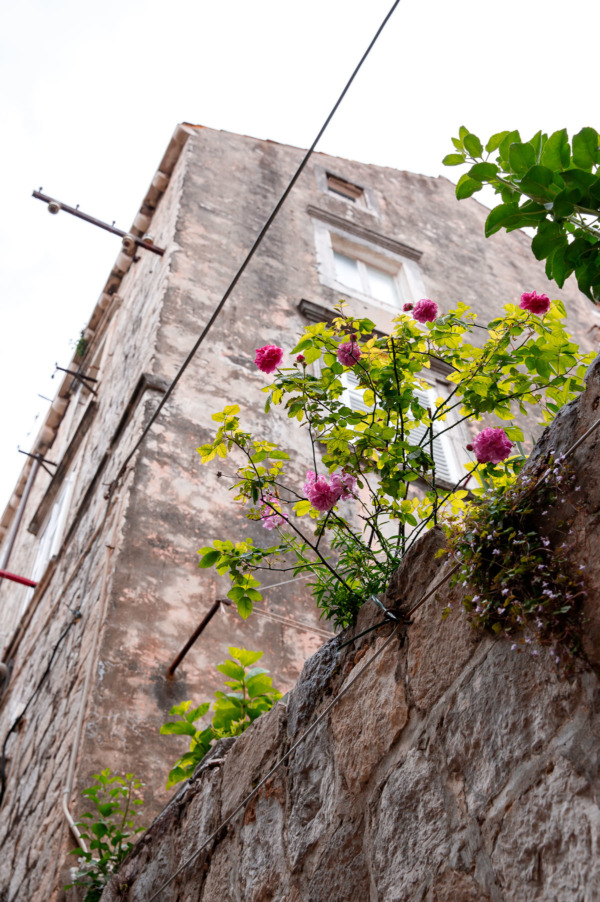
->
[17,448,58,478]
[54,365,98,395]
[32,190,165,256]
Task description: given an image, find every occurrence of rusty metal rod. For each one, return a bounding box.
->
[0,569,37,588]
[32,191,165,256]
[167,599,232,677]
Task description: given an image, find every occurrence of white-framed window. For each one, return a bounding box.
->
[312,219,427,314]
[30,470,76,584]
[332,250,402,308]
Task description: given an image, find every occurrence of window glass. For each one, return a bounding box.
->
[333,251,362,292]
[365,265,401,307]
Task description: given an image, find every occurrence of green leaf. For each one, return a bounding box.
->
[268,450,290,460]
[468,162,499,181]
[456,173,483,200]
[186,703,210,722]
[519,165,555,202]
[229,647,263,667]
[484,202,519,237]
[463,133,483,157]
[541,129,570,171]
[442,153,466,166]
[217,660,246,680]
[236,596,253,619]
[245,673,274,698]
[159,721,197,737]
[508,142,535,175]
[227,586,245,602]
[498,130,521,161]
[198,549,221,569]
[486,131,511,153]
[572,127,599,171]
[303,347,322,365]
[293,499,312,516]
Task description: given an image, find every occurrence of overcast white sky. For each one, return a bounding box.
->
[0,0,596,512]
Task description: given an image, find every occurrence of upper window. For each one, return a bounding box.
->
[311,214,426,315]
[326,173,365,205]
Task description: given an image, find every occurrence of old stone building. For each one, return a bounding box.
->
[0,123,598,900]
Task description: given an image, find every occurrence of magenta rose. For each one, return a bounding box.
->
[519,291,551,316]
[255,345,284,374]
[337,340,361,367]
[304,470,356,511]
[471,427,513,464]
[412,298,438,323]
[402,303,414,312]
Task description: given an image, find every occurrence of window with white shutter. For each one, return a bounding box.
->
[340,373,462,487]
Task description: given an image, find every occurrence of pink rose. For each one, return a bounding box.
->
[255,345,284,374]
[337,340,361,367]
[519,291,551,316]
[403,303,414,312]
[303,470,356,511]
[412,299,438,323]
[472,427,513,464]
[259,495,287,530]
[296,354,306,364]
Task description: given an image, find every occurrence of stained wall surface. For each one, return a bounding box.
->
[104,351,600,902]
[0,125,598,901]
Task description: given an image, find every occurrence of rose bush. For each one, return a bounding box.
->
[198,298,591,627]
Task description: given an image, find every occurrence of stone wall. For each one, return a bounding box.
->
[102,354,600,901]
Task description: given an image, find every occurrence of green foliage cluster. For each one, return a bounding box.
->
[198,301,591,628]
[66,769,145,902]
[160,647,282,789]
[443,126,600,303]
[444,457,586,670]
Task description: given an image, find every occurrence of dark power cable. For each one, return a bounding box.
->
[116,0,402,483]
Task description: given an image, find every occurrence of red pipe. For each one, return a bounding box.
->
[0,570,37,588]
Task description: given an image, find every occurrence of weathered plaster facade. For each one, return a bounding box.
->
[0,124,598,900]
[104,351,600,902]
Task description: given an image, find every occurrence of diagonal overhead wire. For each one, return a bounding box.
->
[116,0,402,483]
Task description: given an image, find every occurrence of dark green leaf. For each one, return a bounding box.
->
[468,162,499,181]
[498,130,521,161]
[519,165,555,202]
[456,173,482,200]
[198,549,221,569]
[508,142,535,175]
[541,129,570,171]
[463,133,483,157]
[572,127,599,171]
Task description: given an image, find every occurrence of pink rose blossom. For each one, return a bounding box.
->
[472,427,513,464]
[403,303,414,312]
[303,470,356,512]
[296,354,306,364]
[519,291,551,315]
[337,340,361,367]
[259,495,287,530]
[412,298,438,323]
[255,345,284,374]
